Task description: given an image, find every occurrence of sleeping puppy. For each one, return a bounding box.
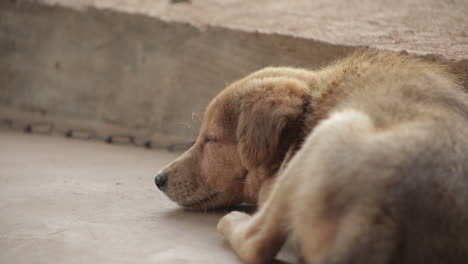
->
[155,51,468,264]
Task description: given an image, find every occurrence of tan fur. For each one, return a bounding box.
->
[157,51,468,263]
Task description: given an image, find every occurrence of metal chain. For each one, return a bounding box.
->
[0,118,194,152]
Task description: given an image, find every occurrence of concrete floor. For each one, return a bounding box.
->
[0,131,251,264]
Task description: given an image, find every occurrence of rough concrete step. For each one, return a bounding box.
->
[1,0,467,139]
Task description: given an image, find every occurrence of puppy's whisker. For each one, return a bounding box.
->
[180,122,194,129]
[191,112,203,123]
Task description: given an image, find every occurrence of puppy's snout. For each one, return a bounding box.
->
[155,171,168,191]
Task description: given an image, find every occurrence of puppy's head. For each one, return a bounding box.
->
[155,69,312,210]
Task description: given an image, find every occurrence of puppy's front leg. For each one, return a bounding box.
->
[217,211,259,263]
[218,172,293,264]
[217,209,285,264]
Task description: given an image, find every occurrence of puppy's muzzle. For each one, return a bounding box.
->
[155,170,168,191]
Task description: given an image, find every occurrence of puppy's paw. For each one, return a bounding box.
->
[217,211,251,239]
[218,212,270,264]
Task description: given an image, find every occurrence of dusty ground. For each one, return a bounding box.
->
[0,131,252,264]
[44,0,468,60]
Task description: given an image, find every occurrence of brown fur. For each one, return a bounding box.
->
[156,51,468,264]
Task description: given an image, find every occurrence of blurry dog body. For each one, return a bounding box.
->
[156,52,468,264]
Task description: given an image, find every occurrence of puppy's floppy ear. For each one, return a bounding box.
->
[236,78,310,169]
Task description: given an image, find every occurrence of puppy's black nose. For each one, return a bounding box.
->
[155,171,168,190]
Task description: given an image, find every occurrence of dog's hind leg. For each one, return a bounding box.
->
[295,201,398,264]
[291,110,412,264]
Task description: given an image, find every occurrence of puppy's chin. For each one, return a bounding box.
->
[180,192,220,209]
[181,203,221,211]
[179,192,249,211]
[164,191,223,210]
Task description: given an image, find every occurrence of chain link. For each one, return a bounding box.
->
[0,118,194,152]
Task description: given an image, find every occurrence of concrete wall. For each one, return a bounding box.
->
[0,1,466,139]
